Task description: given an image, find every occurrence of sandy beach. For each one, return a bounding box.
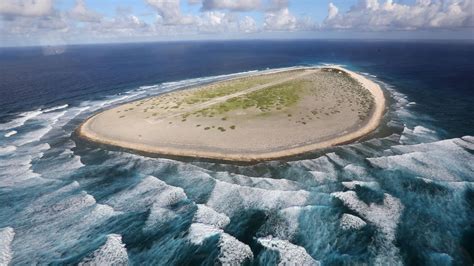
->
[78,66,385,162]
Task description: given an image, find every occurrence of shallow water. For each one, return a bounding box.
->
[0,41,473,265]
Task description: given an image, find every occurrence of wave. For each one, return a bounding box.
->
[4,130,17,138]
[0,146,16,155]
[187,223,254,264]
[0,227,15,265]
[257,236,319,265]
[331,191,404,264]
[368,137,473,182]
[42,104,69,113]
[106,176,188,213]
[205,180,316,217]
[0,155,41,187]
[193,204,230,229]
[340,213,367,230]
[79,234,128,266]
[0,104,68,132]
[0,109,42,131]
[12,183,121,263]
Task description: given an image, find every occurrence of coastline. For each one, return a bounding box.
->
[77,66,386,162]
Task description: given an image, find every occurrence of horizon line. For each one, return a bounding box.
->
[1,37,473,49]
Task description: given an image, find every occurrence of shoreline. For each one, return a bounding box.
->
[77,66,386,162]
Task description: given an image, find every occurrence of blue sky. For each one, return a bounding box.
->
[0,0,472,46]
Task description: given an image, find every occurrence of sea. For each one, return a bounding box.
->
[0,40,473,265]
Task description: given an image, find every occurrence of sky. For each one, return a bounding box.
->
[0,0,473,46]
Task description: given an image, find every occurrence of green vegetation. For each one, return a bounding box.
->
[181,70,303,105]
[194,79,307,117]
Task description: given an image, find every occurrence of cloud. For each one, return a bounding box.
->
[239,16,258,33]
[201,0,261,11]
[324,0,474,30]
[327,3,338,20]
[70,0,101,23]
[0,0,54,17]
[263,7,299,31]
[199,0,288,12]
[145,0,195,25]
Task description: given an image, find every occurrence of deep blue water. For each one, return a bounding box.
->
[0,40,473,265]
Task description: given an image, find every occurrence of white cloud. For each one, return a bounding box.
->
[239,16,258,33]
[324,0,474,30]
[0,0,54,17]
[263,8,297,31]
[70,0,101,23]
[327,3,338,20]
[145,0,195,25]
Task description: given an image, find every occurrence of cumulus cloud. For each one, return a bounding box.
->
[145,0,195,25]
[0,0,54,17]
[324,0,474,30]
[264,8,297,31]
[327,3,338,20]
[70,0,101,23]
[239,16,258,33]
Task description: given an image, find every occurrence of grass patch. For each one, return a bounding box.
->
[195,79,307,116]
[180,70,304,105]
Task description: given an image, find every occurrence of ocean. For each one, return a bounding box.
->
[0,40,473,265]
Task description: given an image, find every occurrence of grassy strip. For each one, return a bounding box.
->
[194,79,307,116]
[182,70,303,105]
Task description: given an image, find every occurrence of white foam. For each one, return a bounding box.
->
[0,155,41,187]
[400,125,439,144]
[218,232,254,265]
[4,131,17,138]
[340,213,367,230]
[272,206,313,239]
[0,110,42,131]
[206,180,311,217]
[42,104,69,113]
[0,146,16,155]
[187,223,254,264]
[144,207,178,232]
[343,164,369,177]
[331,191,403,264]
[213,172,303,191]
[257,236,319,265]
[391,137,473,154]
[107,176,187,213]
[187,223,222,245]
[0,227,15,265]
[331,191,403,240]
[79,234,128,266]
[37,149,84,178]
[292,155,338,183]
[368,146,472,182]
[193,204,230,229]
[14,125,53,146]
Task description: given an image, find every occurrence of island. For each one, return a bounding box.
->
[77,66,385,162]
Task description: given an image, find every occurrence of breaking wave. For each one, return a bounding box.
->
[0,67,472,264]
